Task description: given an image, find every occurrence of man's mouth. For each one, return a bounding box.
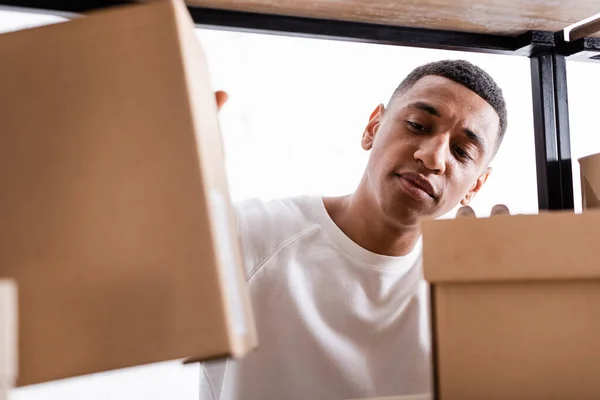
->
[395,173,437,200]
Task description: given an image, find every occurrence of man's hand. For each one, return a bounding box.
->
[215,90,228,111]
[456,204,510,218]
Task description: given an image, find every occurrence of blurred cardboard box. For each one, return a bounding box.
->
[0,0,256,386]
[423,206,600,398]
[579,152,600,210]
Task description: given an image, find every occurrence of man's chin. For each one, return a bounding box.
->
[380,201,432,228]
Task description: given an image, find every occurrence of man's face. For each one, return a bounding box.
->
[361,75,501,226]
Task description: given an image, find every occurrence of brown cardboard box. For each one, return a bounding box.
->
[422,210,600,399]
[579,152,600,210]
[0,0,256,386]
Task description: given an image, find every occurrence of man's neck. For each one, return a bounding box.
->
[323,193,421,257]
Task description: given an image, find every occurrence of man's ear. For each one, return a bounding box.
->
[460,166,492,206]
[362,104,385,151]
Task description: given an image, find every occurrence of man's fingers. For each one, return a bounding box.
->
[215,90,229,110]
[456,206,476,218]
[490,204,510,216]
[456,204,510,219]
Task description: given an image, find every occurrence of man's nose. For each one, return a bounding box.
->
[413,134,448,175]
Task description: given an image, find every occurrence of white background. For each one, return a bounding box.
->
[0,6,597,400]
[196,29,539,218]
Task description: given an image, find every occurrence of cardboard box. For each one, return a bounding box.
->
[422,210,600,399]
[0,0,256,386]
[579,152,600,210]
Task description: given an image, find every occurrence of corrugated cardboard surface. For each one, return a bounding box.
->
[0,0,255,386]
[423,211,600,399]
[579,153,600,210]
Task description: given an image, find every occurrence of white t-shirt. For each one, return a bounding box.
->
[200,195,433,400]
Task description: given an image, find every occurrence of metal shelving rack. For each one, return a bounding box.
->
[2,0,599,211]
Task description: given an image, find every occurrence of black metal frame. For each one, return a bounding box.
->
[1,1,599,211]
[191,8,530,55]
[557,31,600,62]
[530,51,574,210]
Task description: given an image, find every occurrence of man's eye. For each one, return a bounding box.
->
[407,121,428,132]
[453,145,471,160]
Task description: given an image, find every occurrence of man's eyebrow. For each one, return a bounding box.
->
[408,101,488,152]
[465,128,487,151]
[408,101,441,117]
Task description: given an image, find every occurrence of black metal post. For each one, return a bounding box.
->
[530,49,574,210]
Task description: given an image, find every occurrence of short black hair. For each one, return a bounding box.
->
[389,59,508,151]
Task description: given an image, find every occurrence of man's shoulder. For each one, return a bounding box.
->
[234,195,315,224]
[233,195,321,277]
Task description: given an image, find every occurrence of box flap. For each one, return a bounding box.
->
[579,153,600,210]
[422,210,600,283]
